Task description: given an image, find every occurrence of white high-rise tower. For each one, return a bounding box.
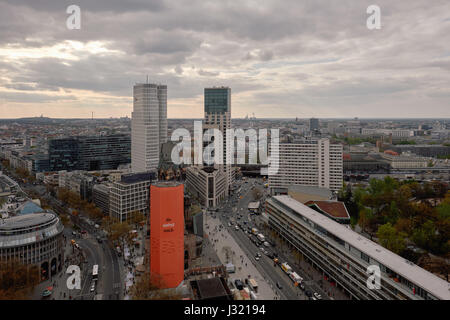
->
[131,83,167,173]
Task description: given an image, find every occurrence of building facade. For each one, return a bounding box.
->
[265,195,450,300]
[150,182,184,289]
[204,87,234,195]
[310,118,319,131]
[0,213,65,281]
[131,83,167,173]
[269,138,343,193]
[92,183,111,215]
[185,166,227,208]
[109,172,155,222]
[49,135,131,172]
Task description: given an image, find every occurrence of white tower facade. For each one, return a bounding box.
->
[131,83,167,173]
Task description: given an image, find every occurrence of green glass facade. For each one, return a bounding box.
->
[204,87,230,114]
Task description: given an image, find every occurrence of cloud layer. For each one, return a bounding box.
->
[0,0,449,118]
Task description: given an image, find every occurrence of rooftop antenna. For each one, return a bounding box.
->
[146,75,149,84]
[92,111,94,120]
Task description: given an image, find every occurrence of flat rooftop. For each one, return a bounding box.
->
[194,277,230,300]
[0,212,56,231]
[273,195,450,300]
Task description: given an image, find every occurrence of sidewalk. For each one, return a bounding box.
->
[206,216,278,300]
[31,231,84,300]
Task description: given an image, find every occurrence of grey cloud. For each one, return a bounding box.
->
[0,91,77,103]
[197,69,220,77]
[0,0,449,117]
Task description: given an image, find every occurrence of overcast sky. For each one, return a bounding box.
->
[0,0,449,119]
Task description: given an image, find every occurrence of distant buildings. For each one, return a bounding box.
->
[49,134,131,172]
[381,152,429,169]
[92,183,111,215]
[58,170,94,200]
[343,152,390,173]
[388,145,450,158]
[361,128,413,138]
[185,166,227,208]
[304,200,351,224]
[131,83,167,173]
[150,181,184,289]
[269,138,343,193]
[309,118,319,132]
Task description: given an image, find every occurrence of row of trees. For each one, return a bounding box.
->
[57,187,103,221]
[101,211,145,248]
[130,272,181,300]
[339,178,449,257]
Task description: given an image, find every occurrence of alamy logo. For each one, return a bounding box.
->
[66,5,81,30]
[366,265,381,290]
[66,265,81,290]
[170,121,279,175]
[366,5,381,30]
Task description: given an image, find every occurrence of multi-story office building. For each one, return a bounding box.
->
[109,172,155,222]
[58,171,94,200]
[49,135,131,172]
[204,87,234,194]
[0,212,65,281]
[265,195,450,300]
[131,83,167,173]
[381,152,429,169]
[185,166,227,208]
[361,129,413,138]
[150,181,184,289]
[269,138,343,193]
[92,183,111,215]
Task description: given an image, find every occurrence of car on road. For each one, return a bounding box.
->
[90,283,96,292]
[256,252,261,258]
[299,283,305,290]
[313,292,322,300]
[276,282,283,289]
[235,225,239,231]
[234,279,244,290]
[255,255,260,261]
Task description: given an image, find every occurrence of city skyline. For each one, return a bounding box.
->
[1,1,449,119]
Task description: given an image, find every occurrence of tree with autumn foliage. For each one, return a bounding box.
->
[0,259,39,300]
[130,272,182,300]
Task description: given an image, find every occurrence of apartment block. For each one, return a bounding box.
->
[269,138,343,193]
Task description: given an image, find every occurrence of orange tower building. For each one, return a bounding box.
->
[150,182,185,289]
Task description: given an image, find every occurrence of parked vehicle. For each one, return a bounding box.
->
[289,272,303,285]
[234,279,244,290]
[313,292,322,300]
[281,262,293,274]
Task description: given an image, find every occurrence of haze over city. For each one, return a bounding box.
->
[1,0,450,119]
[0,0,449,308]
